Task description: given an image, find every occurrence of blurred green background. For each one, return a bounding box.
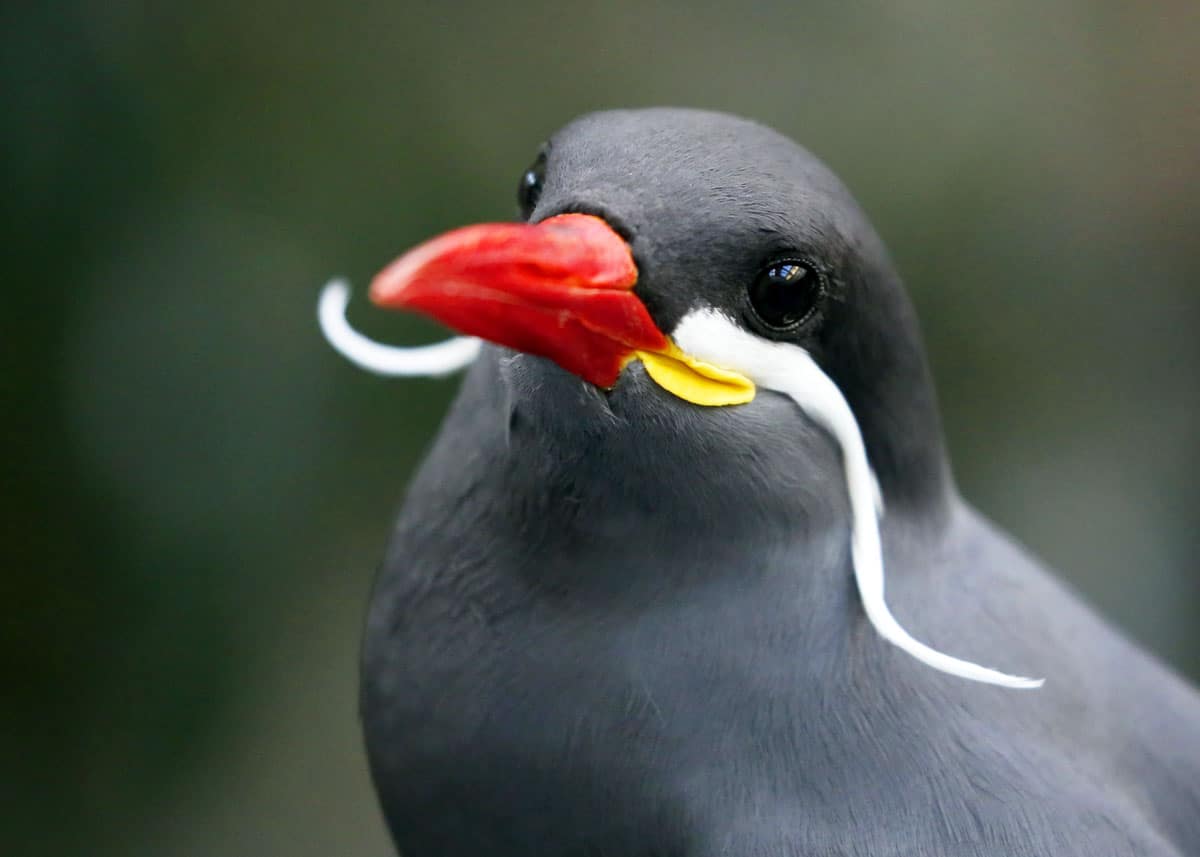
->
[5,2,1198,855]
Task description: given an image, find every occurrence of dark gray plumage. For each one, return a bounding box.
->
[360,108,1200,856]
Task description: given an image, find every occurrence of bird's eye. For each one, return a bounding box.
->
[747,261,822,330]
[517,153,546,220]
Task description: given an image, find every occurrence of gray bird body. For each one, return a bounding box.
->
[359,110,1200,856]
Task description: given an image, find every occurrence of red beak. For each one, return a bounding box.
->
[369,214,667,387]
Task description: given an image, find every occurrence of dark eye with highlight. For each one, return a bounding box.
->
[517,153,546,220]
[747,261,822,330]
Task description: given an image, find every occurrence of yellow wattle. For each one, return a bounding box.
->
[635,344,755,407]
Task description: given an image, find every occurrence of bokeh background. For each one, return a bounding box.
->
[5,2,1198,855]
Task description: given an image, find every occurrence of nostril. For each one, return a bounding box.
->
[539,203,638,245]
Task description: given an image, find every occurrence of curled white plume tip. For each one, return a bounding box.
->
[317,278,481,377]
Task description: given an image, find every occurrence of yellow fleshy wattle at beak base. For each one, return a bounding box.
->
[635,343,756,407]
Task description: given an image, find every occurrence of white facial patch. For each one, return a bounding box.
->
[672,308,1043,690]
[318,279,482,377]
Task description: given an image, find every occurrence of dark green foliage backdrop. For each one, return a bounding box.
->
[5,3,1197,855]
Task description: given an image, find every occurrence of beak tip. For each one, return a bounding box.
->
[367,270,400,307]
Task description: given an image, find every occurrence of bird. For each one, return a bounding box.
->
[319,108,1200,856]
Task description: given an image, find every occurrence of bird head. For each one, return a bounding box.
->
[367,108,950,514]
[328,108,1041,688]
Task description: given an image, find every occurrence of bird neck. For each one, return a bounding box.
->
[493,353,953,585]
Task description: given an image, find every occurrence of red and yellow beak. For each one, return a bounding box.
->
[370,214,754,406]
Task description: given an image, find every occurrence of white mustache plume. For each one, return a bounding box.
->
[672,308,1043,690]
[318,279,481,377]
